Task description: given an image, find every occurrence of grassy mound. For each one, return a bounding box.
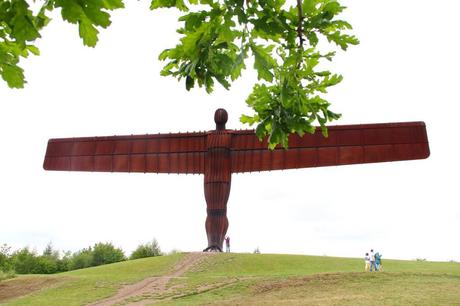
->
[1,253,459,305]
[1,253,184,305]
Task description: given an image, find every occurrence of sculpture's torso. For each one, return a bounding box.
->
[203,130,232,251]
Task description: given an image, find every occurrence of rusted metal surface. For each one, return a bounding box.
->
[203,130,232,251]
[44,133,207,174]
[231,122,430,172]
[43,109,430,251]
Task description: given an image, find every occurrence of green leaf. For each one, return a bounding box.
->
[324,74,343,87]
[240,114,259,125]
[83,4,111,28]
[330,20,352,30]
[179,12,207,32]
[26,45,40,56]
[158,49,171,61]
[55,0,125,47]
[9,0,41,42]
[254,121,267,139]
[306,31,318,46]
[204,73,214,93]
[251,16,284,42]
[326,32,359,50]
[303,0,320,15]
[214,74,230,90]
[79,19,99,47]
[315,71,331,77]
[1,64,25,88]
[322,1,345,20]
[150,0,189,12]
[185,75,195,90]
[230,50,247,81]
[102,0,125,10]
[58,0,84,24]
[250,43,276,82]
[10,14,41,42]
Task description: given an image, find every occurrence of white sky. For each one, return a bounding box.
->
[1,0,459,262]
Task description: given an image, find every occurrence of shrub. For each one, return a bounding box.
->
[10,246,64,274]
[130,239,162,260]
[33,256,59,274]
[11,248,39,274]
[3,242,128,273]
[37,243,63,274]
[69,248,93,270]
[0,244,13,273]
[92,243,126,266]
[57,251,72,272]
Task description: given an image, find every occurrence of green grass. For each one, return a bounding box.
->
[2,253,460,305]
[160,254,460,305]
[0,270,15,281]
[2,253,184,306]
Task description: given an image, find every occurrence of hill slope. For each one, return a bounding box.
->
[1,253,459,305]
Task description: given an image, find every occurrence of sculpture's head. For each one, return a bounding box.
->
[214,108,228,130]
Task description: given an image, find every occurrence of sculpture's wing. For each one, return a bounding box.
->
[231,122,430,173]
[44,132,207,174]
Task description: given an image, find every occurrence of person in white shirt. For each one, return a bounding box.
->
[370,249,376,271]
[364,253,371,271]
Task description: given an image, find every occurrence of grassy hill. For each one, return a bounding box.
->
[1,253,459,305]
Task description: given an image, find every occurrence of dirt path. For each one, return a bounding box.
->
[0,275,64,303]
[88,252,214,306]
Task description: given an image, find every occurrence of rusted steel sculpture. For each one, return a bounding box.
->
[43,109,430,251]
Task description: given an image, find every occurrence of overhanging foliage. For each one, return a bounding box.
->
[0,0,358,147]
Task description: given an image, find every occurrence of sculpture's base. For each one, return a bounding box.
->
[203,245,222,252]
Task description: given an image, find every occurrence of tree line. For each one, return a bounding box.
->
[0,239,162,279]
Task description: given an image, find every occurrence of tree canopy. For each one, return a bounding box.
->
[0,0,358,147]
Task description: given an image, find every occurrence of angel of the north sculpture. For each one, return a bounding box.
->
[44,109,430,252]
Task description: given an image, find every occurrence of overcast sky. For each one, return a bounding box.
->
[1,0,459,262]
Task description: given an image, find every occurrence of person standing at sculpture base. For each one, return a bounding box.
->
[225,236,230,253]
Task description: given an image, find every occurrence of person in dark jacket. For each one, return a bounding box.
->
[225,236,230,252]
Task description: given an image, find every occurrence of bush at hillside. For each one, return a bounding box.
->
[0,244,13,273]
[11,248,40,274]
[10,248,61,274]
[130,239,162,260]
[0,241,148,274]
[69,243,126,270]
[92,243,126,266]
[9,243,71,274]
[69,248,93,270]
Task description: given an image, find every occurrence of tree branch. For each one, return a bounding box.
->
[297,0,304,47]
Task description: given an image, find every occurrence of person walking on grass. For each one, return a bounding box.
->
[375,252,383,271]
[225,236,230,253]
[364,253,371,271]
[370,249,377,272]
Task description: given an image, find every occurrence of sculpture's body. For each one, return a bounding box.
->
[44,109,430,251]
[204,110,232,251]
